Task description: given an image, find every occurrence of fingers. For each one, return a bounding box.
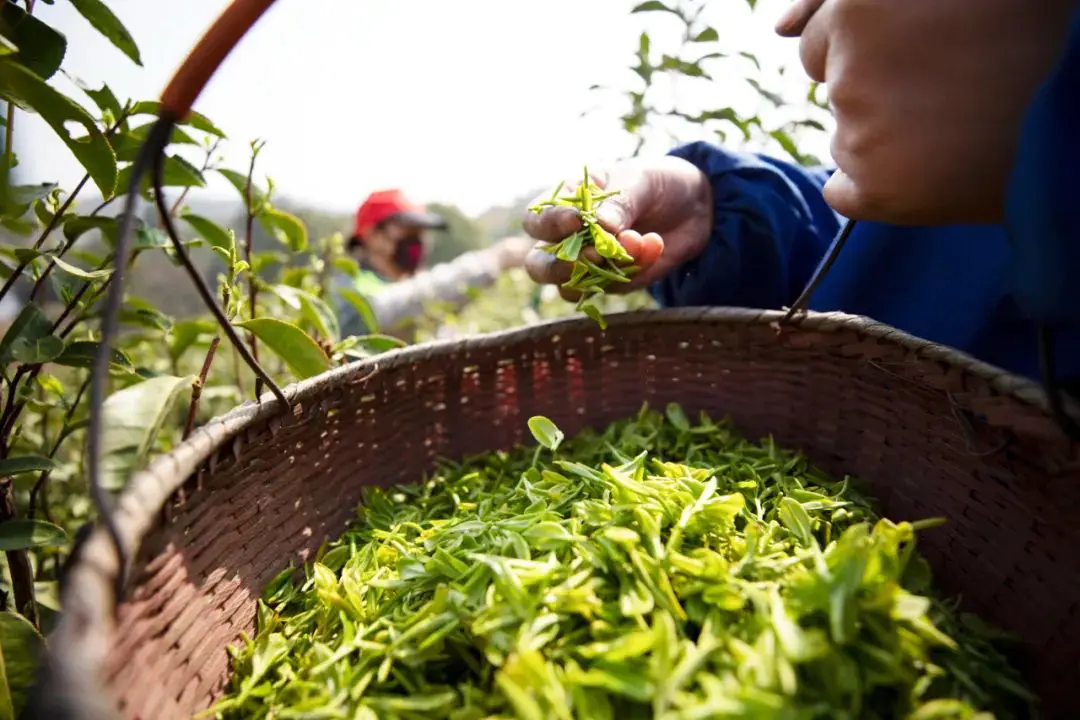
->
[522,167,612,243]
[795,0,831,83]
[525,230,666,305]
[593,162,658,234]
[618,230,664,271]
[525,244,574,286]
[523,162,669,306]
[524,162,654,244]
[522,204,583,244]
[775,0,826,37]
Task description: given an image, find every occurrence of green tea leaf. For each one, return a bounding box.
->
[528,416,564,451]
[259,207,308,253]
[0,2,67,79]
[337,288,380,334]
[127,101,226,137]
[339,334,407,359]
[0,303,52,365]
[0,519,68,551]
[119,304,173,332]
[0,610,44,719]
[116,153,204,192]
[63,215,116,246]
[582,303,607,329]
[693,27,719,43]
[182,213,235,258]
[631,1,679,15]
[555,231,585,263]
[778,497,814,547]
[9,334,64,364]
[665,402,690,432]
[52,255,112,280]
[271,285,339,342]
[217,168,266,206]
[234,318,330,379]
[748,78,784,107]
[111,122,197,162]
[68,0,141,64]
[80,81,122,120]
[0,455,55,476]
[53,341,133,371]
[169,318,219,361]
[0,59,116,197]
[98,374,193,491]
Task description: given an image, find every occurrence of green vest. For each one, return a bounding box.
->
[353,269,388,296]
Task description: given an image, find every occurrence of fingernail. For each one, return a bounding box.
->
[596,203,623,230]
[775,0,824,37]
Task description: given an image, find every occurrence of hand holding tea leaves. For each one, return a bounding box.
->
[526,168,639,327]
[523,157,714,323]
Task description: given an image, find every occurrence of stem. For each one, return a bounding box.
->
[29,376,91,521]
[0,105,18,305]
[0,256,122,469]
[50,282,93,337]
[183,336,220,440]
[231,343,245,397]
[317,240,332,299]
[242,149,262,398]
[55,255,130,338]
[169,137,222,219]
[0,477,38,627]
[0,368,28,457]
[0,368,35,450]
[19,114,127,304]
[3,99,14,184]
[152,145,286,406]
[90,195,120,216]
[222,285,245,396]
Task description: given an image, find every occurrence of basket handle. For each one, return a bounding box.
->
[160,0,279,121]
[86,0,287,611]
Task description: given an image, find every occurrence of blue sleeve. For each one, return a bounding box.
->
[649,141,843,310]
[1005,2,1080,326]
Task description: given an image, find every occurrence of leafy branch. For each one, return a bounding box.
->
[595,0,832,165]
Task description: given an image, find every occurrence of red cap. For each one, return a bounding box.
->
[353,189,446,240]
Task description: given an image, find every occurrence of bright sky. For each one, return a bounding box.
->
[17,0,825,217]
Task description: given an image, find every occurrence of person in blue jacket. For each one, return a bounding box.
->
[523,0,1080,418]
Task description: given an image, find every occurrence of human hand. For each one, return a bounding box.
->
[523,156,713,301]
[777,0,1075,225]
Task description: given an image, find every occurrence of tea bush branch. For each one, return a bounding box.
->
[599,0,833,164]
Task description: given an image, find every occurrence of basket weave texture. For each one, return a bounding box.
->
[43,309,1080,719]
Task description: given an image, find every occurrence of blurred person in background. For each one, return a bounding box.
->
[333,189,531,341]
[521,0,1080,394]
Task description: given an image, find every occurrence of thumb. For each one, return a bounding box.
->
[592,166,654,234]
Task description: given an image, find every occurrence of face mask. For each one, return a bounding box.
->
[393,235,424,273]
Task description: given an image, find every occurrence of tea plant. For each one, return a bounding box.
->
[0,2,394,713]
[213,407,1033,719]
[598,0,833,164]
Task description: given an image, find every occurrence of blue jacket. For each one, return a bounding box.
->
[653,4,1080,384]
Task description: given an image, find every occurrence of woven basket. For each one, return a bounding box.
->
[39,308,1080,719]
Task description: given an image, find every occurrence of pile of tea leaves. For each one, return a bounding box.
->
[210,405,1034,720]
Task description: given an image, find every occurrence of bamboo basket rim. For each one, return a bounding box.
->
[46,306,1077,713]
